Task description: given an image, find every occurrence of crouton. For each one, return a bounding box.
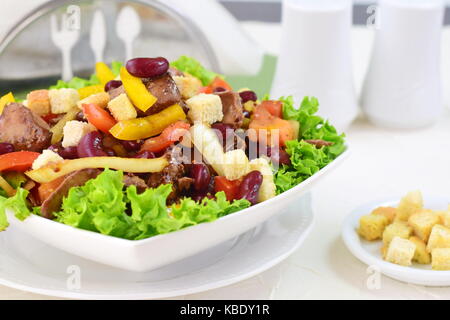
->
[26,89,50,115]
[382,221,412,247]
[222,149,250,181]
[62,120,96,148]
[385,237,416,266]
[249,157,276,202]
[187,93,223,125]
[431,248,450,270]
[32,150,64,170]
[396,190,423,221]
[372,206,396,223]
[358,214,390,241]
[409,236,431,264]
[427,224,450,253]
[49,88,80,114]
[408,210,440,242]
[439,207,450,229]
[107,93,137,121]
[381,245,388,258]
[173,75,202,100]
[76,92,110,109]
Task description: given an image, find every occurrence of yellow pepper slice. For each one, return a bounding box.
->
[95,62,115,86]
[78,85,104,100]
[0,92,15,114]
[120,67,157,112]
[110,103,186,140]
[25,156,169,184]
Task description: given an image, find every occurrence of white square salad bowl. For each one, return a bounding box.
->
[6,149,349,272]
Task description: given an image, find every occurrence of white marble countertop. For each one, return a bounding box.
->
[1,1,450,300]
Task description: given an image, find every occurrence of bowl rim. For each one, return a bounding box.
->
[9,146,350,246]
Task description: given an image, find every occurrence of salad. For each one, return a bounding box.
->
[0,56,345,240]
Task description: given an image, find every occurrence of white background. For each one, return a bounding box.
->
[1,0,450,299]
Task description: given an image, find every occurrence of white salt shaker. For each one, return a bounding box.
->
[361,0,444,129]
[271,0,357,132]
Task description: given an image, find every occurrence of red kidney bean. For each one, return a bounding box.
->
[239,90,257,103]
[189,163,211,192]
[134,150,155,159]
[126,57,169,78]
[59,146,79,159]
[104,80,122,92]
[49,143,81,159]
[120,140,143,152]
[211,123,233,142]
[77,131,108,158]
[0,143,14,155]
[237,171,263,205]
[243,110,251,118]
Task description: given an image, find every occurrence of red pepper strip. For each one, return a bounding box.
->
[140,121,190,153]
[82,103,116,133]
[0,151,40,172]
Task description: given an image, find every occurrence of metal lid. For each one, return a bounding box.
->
[0,0,219,95]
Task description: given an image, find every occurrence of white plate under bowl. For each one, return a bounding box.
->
[0,194,313,299]
[342,195,450,287]
[6,149,349,272]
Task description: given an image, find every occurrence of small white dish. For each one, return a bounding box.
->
[342,195,450,287]
[6,149,349,272]
[0,195,313,299]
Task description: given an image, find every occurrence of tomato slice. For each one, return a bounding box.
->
[0,151,40,172]
[82,103,116,133]
[141,121,190,153]
[209,77,232,92]
[199,86,213,94]
[214,176,240,201]
[259,100,283,118]
[250,102,295,147]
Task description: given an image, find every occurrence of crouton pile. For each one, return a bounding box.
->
[357,191,450,270]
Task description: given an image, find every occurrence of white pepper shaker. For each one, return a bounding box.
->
[271,0,358,132]
[361,0,445,129]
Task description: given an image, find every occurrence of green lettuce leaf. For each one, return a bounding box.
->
[274,140,332,194]
[49,76,100,90]
[272,96,346,193]
[171,56,220,86]
[53,169,250,240]
[49,61,122,90]
[0,188,32,231]
[110,61,123,76]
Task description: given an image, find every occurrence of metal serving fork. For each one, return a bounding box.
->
[50,12,80,82]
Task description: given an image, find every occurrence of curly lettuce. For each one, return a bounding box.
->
[0,169,250,239]
[49,61,123,90]
[0,188,32,231]
[53,169,250,240]
[171,55,220,86]
[273,96,346,193]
